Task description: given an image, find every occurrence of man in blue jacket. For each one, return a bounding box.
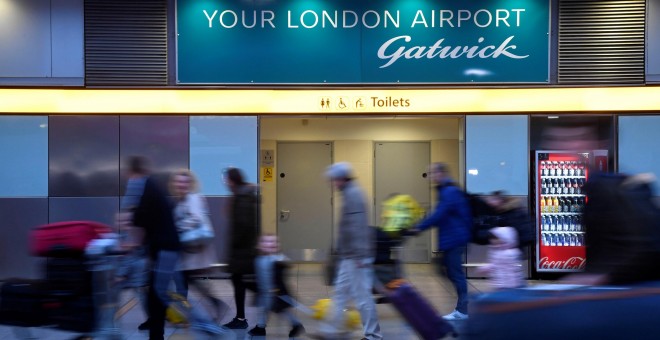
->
[412,163,472,320]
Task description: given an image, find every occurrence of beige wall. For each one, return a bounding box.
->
[259,117,461,235]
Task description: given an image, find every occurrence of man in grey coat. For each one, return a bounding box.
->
[321,162,382,340]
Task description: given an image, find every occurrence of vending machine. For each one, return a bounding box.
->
[534,150,608,272]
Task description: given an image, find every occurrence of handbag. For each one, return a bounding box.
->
[176,195,215,248]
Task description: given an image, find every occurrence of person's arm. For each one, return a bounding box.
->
[416,186,461,232]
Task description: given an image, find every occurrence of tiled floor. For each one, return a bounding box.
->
[0,264,526,340]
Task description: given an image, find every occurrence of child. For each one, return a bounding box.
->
[476,227,525,290]
[248,234,305,338]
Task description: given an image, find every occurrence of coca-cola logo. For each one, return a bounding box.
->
[539,256,586,270]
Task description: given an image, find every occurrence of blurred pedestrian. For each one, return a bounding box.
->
[541,120,660,285]
[169,169,228,321]
[410,162,471,320]
[222,167,260,329]
[483,191,534,253]
[114,211,150,330]
[476,227,525,290]
[126,156,182,340]
[320,162,382,340]
[248,233,305,338]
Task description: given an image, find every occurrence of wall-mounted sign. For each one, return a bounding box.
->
[177,0,550,84]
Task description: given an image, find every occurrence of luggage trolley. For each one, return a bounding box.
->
[0,221,125,340]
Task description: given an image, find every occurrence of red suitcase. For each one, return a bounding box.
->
[30,220,112,257]
[386,280,456,340]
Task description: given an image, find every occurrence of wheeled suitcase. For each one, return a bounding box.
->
[463,283,660,340]
[30,220,112,257]
[386,280,456,340]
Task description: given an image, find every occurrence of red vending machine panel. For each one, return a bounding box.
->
[535,151,594,272]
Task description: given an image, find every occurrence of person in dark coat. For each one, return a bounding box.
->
[127,156,181,340]
[222,167,260,329]
[484,191,534,253]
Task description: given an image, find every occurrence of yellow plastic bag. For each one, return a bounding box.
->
[380,194,425,238]
[311,299,361,330]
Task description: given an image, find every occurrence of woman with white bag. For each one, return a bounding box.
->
[169,169,228,322]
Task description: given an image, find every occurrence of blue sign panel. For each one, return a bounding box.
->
[177,0,549,84]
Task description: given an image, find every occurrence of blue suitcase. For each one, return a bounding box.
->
[463,283,660,340]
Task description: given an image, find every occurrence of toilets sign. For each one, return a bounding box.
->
[177,0,549,84]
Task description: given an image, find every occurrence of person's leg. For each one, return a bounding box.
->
[149,251,179,338]
[254,256,273,327]
[248,256,273,336]
[351,258,382,340]
[224,273,249,329]
[232,273,247,319]
[320,259,351,336]
[442,247,468,314]
[147,270,166,340]
[186,269,229,321]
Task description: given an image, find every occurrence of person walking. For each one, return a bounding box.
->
[321,162,382,340]
[248,233,305,338]
[222,167,260,329]
[169,169,228,322]
[126,156,182,340]
[411,162,472,320]
[475,227,525,290]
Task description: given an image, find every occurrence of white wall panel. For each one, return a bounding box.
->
[466,115,529,195]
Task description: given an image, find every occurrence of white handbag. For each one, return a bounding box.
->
[176,195,215,248]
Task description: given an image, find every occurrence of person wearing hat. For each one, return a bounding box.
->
[320,162,382,340]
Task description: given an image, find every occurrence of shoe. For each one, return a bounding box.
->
[248,325,266,336]
[223,317,249,329]
[442,309,468,320]
[137,319,150,331]
[375,296,390,304]
[288,323,305,337]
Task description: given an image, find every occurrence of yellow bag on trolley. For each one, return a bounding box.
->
[380,194,425,239]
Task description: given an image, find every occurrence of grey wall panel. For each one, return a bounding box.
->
[0,198,48,279]
[0,0,51,77]
[49,116,120,197]
[206,196,230,264]
[120,116,189,192]
[51,0,84,78]
[48,197,119,226]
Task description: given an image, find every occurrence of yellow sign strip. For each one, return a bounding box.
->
[1,87,659,114]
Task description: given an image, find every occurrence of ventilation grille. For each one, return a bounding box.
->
[558,0,645,84]
[85,0,167,86]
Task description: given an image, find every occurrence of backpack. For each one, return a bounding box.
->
[464,192,534,247]
[464,193,497,245]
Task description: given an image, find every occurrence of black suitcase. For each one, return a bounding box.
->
[0,279,52,327]
[45,257,92,295]
[47,295,96,333]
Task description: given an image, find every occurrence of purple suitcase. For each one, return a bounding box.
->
[387,282,456,340]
